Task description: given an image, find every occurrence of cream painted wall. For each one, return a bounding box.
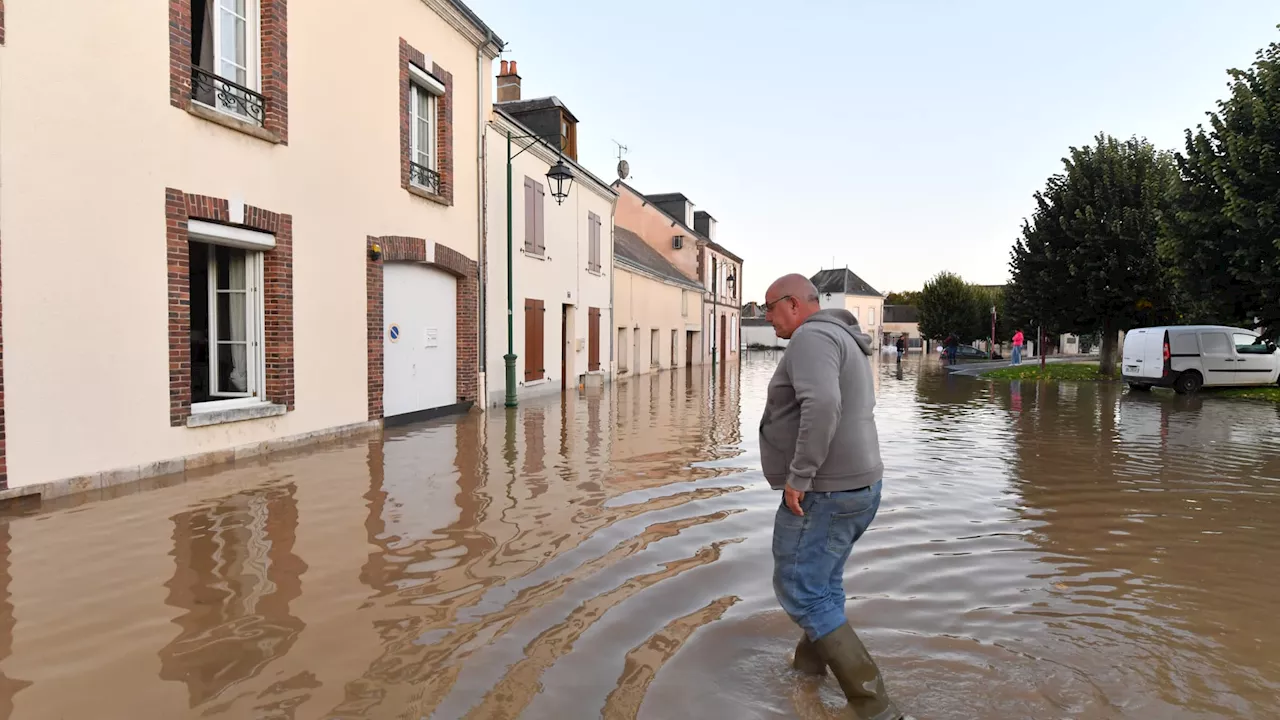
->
[482,119,615,407]
[0,0,497,486]
[613,266,702,376]
[612,186,702,281]
[815,294,886,348]
[701,247,742,358]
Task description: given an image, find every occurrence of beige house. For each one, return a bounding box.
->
[0,0,502,495]
[812,268,885,349]
[613,184,744,367]
[613,229,706,375]
[483,61,617,407]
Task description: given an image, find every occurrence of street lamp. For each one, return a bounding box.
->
[505,129,576,409]
[546,159,575,205]
[726,271,736,299]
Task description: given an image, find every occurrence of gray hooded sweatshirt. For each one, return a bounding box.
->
[758,309,883,493]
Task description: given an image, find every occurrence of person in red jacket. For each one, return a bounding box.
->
[1012,329,1025,365]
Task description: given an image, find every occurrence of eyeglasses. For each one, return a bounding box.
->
[763,295,794,312]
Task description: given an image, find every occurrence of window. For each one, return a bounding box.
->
[1234,332,1267,353]
[617,328,629,371]
[1200,332,1230,356]
[190,240,264,408]
[587,212,602,272]
[409,83,437,191]
[191,0,262,123]
[681,290,688,317]
[869,308,876,326]
[524,177,546,255]
[671,330,678,367]
[560,113,578,159]
[524,299,545,381]
[651,329,660,367]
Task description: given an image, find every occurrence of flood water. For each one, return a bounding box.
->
[3,352,1280,719]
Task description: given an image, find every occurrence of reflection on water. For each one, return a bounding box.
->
[1,354,1280,718]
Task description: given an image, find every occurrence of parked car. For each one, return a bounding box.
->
[1122,325,1279,394]
[936,344,1003,360]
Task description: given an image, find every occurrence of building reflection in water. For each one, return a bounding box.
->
[0,522,30,719]
[158,484,307,710]
[328,365,744,718]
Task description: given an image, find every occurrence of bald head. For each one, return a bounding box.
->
[767,274,820,305]
[764,274,821,339]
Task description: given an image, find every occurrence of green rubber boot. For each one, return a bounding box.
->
[812,623,902,720]
[792,634,827,675]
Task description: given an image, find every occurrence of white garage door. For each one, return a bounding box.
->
[383,263,457,417]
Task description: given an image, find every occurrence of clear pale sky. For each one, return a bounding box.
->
[464,0,1280,303]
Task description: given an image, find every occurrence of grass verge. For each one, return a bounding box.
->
[982,363,1110,382]
[1207,386,1280,402]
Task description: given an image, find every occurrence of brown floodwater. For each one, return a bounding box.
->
[2,352,1280,719]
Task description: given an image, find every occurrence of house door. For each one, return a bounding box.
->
[686,331,694,367]
[588,308,600,372]
[561,304,569,391]
[383,263,457,417]
[720,315,727,363]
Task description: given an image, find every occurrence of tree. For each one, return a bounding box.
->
[884,290,921,307]
[1007,134,1180,375]
[1162,31,1280,336]
[919,272,978,342]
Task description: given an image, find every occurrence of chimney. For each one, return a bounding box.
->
[497,59,521,103]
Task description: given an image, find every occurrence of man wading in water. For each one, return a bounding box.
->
[760,274,907,720]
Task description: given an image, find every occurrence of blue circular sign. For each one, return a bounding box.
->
[389,324,401,342]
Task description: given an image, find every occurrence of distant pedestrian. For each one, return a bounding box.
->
[760,274,906,719]
[895,334,907,363]
[944,333,959,364]
[1012,329,1025,365]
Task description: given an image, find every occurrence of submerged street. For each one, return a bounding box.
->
[2,352,1280,719]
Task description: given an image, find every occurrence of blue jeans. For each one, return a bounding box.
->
[1012,345,1022,365]
[773,481,882,641]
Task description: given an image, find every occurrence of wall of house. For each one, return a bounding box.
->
[0,0,493,486]
[701,247,741,359]
[613,187,702,281]
[482,123,614,406]
[882,321,922,350]
[613,267,702,376]
[742,322,787,349]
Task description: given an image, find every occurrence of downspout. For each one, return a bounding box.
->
[609,202,616,382]
[476,30,495,408]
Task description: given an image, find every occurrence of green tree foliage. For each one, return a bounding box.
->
[919,272,978,342]
[1162,33,1280,335]
[1008,134,1179,375]
[884,290,922,307]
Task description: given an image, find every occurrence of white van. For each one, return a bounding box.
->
[1122,326,1280,394]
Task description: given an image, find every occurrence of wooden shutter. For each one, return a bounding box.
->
[534,182,546,254]
[524,299,545,381]
[523,178,536,253]
[588,213,601,272]
[588,307,600,371]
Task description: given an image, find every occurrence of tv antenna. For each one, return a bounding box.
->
[613,140,630,180]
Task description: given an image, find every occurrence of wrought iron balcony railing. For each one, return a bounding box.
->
[191,66,266,128]
[409,162,441,194]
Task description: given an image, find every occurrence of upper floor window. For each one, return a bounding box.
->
[407,65,446,194]
[869,308,876,326]
[523,177,546,255]
[587,212,602,272]
[560,112,578,160]
[191,0,264,126]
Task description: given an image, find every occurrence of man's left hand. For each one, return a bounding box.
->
[784,486,805,516]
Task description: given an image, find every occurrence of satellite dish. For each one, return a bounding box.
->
[617,159,630,180]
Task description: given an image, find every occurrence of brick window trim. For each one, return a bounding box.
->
[167,189,295,427]
[399,39,454,206]
[168,0,289,144]
[367,236,476,421]
[1,0,6,46]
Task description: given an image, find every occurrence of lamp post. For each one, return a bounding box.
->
[505,129,575,409]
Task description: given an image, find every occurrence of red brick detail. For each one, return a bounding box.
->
[0,221,6,489]
[399,39,454,205]
[366,238,384,421]
[167,189,295,426]
[169,0,289,143]
[366,237,478,420]
[1,0,6,46]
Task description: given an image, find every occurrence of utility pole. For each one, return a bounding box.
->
[1039,325,1046,371]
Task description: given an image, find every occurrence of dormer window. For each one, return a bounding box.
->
[560,112,577,160]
